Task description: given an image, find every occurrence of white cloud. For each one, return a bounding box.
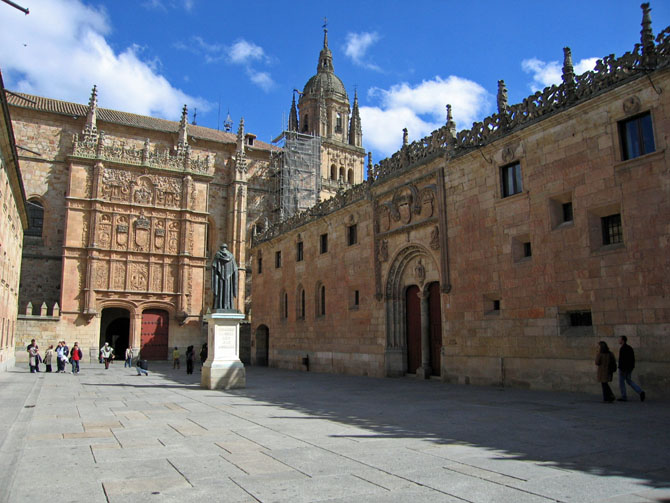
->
[228,40,266,65]
[0,0,209,120]
[344,32,381,71]
[522,57,599,92]
[143,0,195,11]
[361,76,491,159]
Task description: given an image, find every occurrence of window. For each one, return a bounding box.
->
[275,250,282,268]
[354,290,359,307]
[484,294,501,315]
[296,241,303,262]
[284,292,288,319]
[330,165,337,180]
[320,285,326,316]
[562,202,573,223]
[335,112,342,133]
[320,233,328,254]
[569,310,592,327]
[619,112,655,160]
[257,256,262,274]
[493,300,500,311]
[280,290,288,319]
[25,199,44,237]
[300,288,305,319]
[602,214,623,245]
[302,114,309,133]
[501,162,523,198]
[512,234,531,263]
[347,169,354,185]
[347,224,357,246]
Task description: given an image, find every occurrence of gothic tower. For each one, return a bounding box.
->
[296,26,366,197]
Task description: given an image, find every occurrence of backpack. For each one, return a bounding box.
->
[608,352,617,374]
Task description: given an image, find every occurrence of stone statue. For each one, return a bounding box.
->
[211,244,238,311]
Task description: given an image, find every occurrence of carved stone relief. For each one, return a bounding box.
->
[378,239,389,263]
[129,263,148,291]
[154,220,165,251]
[98,214,112,248]
[378,205,391,233]
[133,176,154,205]
[133,214,150,252]
[419,188,435,217]
[112,262,125,290]
[430,226,440,250]
[414,258,426,287]
[623,95,641,115]
[94,262,108,289]
[168,221,180,253]
[116,216,128,249]
[151,264,163,292]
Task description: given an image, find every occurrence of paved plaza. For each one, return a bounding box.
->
[0,362,668,503]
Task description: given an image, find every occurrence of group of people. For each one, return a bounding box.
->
[596,336,646,403]
[172,343,207,375]
[27,339,82,374]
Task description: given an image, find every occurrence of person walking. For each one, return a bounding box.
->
[172,347,180,369]
[596,341,616,403]
[70,342,82,374]
[100,342,114,369]
[124,347,133,368]
[618,336,646,402]
[186,345,195,375]
[26,339,35,371]
[44,344,54,373]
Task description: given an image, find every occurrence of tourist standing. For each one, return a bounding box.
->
[28,344,40,373]
[172,347,180,369]
[59,341,69,373]
[124,347,133,368]
[618,336,646,402]
[44,344,54,372]
[200,343,207,370]
[70,342,82,374]
[186,345,195,375]
[26,339,35,371]
[595,341,616,402]
[100,342,114,369]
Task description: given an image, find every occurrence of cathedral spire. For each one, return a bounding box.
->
[641,3,656,68]
[349,89,362,147]
[235,118,247,174]
[288,92,299,132]
[178,104,188,147]
[84,85,98,134]
[317,20,334,73]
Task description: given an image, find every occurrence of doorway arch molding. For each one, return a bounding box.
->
[384,243,439,376]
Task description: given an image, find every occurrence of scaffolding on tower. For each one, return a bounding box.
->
[271,130,321,221]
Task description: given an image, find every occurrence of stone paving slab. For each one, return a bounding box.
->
[1,362,669,503]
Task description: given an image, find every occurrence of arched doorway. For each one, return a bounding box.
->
[141,309,169,360]
[100,308,130,359]
[405,285,421,373]
[255,325,269,366]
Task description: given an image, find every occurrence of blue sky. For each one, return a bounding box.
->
[2,0,669,163]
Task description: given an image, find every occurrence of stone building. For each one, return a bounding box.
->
[0,71,28,371]
[8,28,363,364]
[9,86,274,362]
[251,6,670,396]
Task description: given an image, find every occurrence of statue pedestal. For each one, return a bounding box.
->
[201,311,246,390]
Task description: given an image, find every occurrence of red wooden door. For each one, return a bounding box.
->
[141,309,169,360]
[428,282,442,376]
[405,285,421,374]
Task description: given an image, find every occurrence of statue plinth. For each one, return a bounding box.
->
[201,311,246,390]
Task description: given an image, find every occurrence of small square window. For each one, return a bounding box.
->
[347,224,357,246]
[602,214,623,245]
[275,251,282,268]
[512,234,531,263]
[619,112,655,160]
[320,233,328,254]
[501,162,523,198]
[562,202,573,223]
[569,310,592,327]
[523,242,532,258]
[483,294,501,315]
[296,241,303,262]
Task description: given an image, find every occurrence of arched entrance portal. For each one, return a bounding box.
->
[100,308,130,359]
[255,325,269,366]
[141,309,169,360]
[385,244,443,378]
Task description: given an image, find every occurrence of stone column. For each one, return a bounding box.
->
[130,311,143,360]
[201,311,246,389]
[416,289,432,379]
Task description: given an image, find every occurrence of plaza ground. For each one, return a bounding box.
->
[0,362,668,502]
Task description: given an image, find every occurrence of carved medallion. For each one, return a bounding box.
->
[420,189,435,218]
[502,145,515,163]
[623,95,641,115]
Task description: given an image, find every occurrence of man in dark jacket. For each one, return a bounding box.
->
[618,336,646,402]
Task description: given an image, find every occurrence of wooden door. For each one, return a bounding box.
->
[428,282,442,376]
[140,309,169,360]
[405,285,421,374]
